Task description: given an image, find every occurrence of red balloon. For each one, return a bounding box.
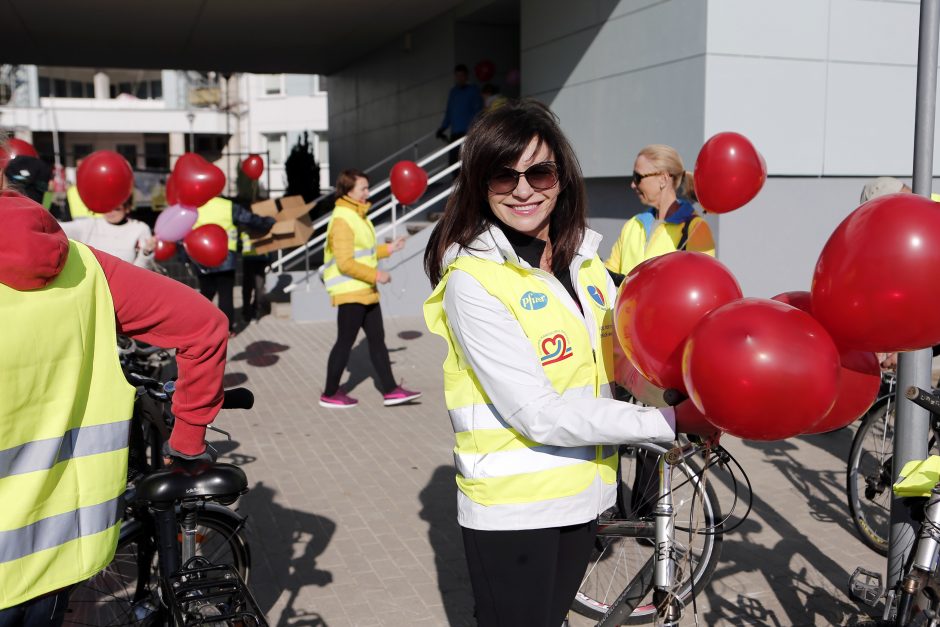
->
[0,138,39,170]
[153,239,177,262]
[612,336,667,407]
[389,160,428,205]
[241,154,264,180]
[184,224,229,267]
[76,150,135,213]
[674,399,720,438]
[682,298,841,441]
[173,153,225,208]
[770,290,881,433]
[693,132,766,214]
[812,193,940,352]
[475,60,496,82]
[165,174,179,206]
[615,252,743,391]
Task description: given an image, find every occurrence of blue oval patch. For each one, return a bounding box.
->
[520,291,549,310]
[587,285,606,308]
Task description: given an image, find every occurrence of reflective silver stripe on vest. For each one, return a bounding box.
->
[448,383,596,433]
[321,247,377,274]
[455,444,599,480]
[0,420,130,478]
[0,495,122,564]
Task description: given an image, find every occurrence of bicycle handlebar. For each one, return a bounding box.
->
[222,388,254,410]
[906,386,940,414]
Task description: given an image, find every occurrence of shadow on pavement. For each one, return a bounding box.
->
[701,439,873,625]
[238,481,336,627]
[419,466,475,627]
[231,340,291,367]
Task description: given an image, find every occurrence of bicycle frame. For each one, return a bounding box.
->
[595,438,721,626]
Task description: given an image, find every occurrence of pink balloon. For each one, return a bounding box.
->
[154,205,198,241]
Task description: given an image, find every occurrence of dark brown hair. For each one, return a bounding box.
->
[424,99,587,285]
[335,168,367,199]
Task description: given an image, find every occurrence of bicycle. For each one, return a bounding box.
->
[571,432,748,625]
[849,385,940,625]
[847,372,940,556]
[64,372,266,626]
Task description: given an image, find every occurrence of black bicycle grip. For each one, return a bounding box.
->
[222,387,254,410]
[905,386,940,415]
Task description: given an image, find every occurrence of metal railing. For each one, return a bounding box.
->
[268,135,464,275]
[282,159,460,294]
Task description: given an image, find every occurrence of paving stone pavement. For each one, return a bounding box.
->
[212,313,887,626]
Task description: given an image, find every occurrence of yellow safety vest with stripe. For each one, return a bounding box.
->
[424,255,618,507]
[322,205,378,296]
[607,204,714,275]
[67,185,98,219]
[0,241,135,609]
[194,197,238,252]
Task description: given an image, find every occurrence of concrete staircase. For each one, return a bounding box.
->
[284,222,435,322]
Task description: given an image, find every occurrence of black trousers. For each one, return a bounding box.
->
[462,520,597,627]
[0,588,70,627]
[324,303,396,396]
[241,256,268,319]
[197,270,235,330]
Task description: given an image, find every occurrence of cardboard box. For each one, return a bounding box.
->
[250,195,316,254]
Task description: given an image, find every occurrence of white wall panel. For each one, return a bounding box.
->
[704,56,827,175]
[707,0,829,59]
[828,0,919,65]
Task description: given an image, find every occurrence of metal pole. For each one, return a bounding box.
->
[888,0,940,589]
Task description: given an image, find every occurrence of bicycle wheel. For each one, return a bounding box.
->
[572,442,723,624]
[64,507,250,626]
[847,396,896,556]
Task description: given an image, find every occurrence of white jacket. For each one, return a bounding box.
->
[440,225,676,530]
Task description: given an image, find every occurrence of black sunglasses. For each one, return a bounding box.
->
[632,170,663,186]
[487,162,559,194]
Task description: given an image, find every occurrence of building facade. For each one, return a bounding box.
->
[0,66,329,201]
[327,0,931,298]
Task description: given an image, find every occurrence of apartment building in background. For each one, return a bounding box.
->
[0,65,329,200]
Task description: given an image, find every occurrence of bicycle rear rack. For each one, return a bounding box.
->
[165,557,268,626]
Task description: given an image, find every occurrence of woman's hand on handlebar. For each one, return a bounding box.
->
[162,441,218,465]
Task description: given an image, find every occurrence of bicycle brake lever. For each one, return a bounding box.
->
[207,424,232,441]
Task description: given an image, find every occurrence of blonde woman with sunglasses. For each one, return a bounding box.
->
[605,144,715,275]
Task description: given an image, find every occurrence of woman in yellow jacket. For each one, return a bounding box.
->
[606,144,715,275]
[319,169,421,408]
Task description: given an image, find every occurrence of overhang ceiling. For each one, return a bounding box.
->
[1,0,466,74]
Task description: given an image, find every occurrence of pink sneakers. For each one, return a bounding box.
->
[383,386,422,406]
[319,389,359,409]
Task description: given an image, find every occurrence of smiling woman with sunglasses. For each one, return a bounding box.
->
[605,144,715,275]
[423,100,677,627]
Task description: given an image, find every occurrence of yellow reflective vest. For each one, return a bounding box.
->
[67,185,98,219]
[194,197,238,252]
[605,200,715,275]
[424,253,618,509]
[0,241,135,608]
[323,203,378,297]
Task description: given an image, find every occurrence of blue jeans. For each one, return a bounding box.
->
[0,589,70,627]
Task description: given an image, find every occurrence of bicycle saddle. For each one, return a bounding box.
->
[135,462,248,504]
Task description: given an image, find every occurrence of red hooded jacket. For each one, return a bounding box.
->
[0,192,227,455]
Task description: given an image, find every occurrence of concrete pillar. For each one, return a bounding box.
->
[93,71,110,100]
[169,132,185,169]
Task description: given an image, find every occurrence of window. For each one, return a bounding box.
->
[264,133,286,166]
[144,140,169,170]
[54,79,66,97]
[116,144,138,169]
[38,77,51,97]
[317,75,327,93]
[150,80,162,99]
[71,144,93,166]
[263,74,282,96]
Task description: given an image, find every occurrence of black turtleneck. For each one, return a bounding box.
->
[494,221,580,307]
